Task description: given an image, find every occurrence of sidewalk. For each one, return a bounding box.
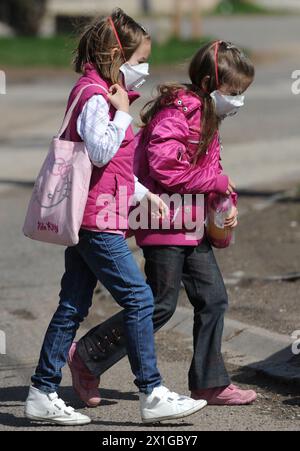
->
[163,306,300,385]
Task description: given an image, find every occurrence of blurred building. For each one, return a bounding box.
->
[47,0,219,16]
[42,0,218,37]
[254,0,300,9]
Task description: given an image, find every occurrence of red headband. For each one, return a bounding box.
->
[213,40,222,89]
[108,17,126,61]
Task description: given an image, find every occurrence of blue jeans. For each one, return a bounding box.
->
[31,229,162,394]
[77,239,231,390]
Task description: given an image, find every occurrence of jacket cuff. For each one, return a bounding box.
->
[134,180,149,203]
[214,174,229,193]
[231,192,238,206]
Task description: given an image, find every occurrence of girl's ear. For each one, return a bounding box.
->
[200,75,211,93]
[110,47,122,61]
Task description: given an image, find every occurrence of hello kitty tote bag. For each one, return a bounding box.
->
[23,83,108,246]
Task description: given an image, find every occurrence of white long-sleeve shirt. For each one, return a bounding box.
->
[77,94,148,202]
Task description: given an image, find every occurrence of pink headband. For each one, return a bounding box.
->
[213,40,223,89]
[108,17,126,62]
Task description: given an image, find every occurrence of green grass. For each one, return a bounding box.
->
[0,36,74,68]
[150,37,213,66]
[0,36,213,68]
[212,0,278,15]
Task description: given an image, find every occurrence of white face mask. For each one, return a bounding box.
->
[120,62,149,91]
[210,90,245,119]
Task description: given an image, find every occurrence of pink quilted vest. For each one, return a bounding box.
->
[63,63,140,231]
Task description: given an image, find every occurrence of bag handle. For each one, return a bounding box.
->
[56,83,109,139]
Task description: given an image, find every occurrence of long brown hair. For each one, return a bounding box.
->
[73,8,150,84]
[141,40,255,163]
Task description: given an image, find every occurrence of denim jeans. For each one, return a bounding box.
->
[77,238,231,391]
[31,229,162,394]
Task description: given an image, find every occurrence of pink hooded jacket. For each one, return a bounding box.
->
[134,88,236,247]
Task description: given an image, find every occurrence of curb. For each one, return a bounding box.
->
[0,183,16,194]
[163,306,300,385]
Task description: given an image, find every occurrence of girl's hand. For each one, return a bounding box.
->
[226,177,236,196]
[225,205,238,228]
[146,192,170,220]
[107,84,130,113]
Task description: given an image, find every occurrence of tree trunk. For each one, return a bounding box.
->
[0,0,47,36]
[173,0,182,38]
[141,0,151,14]
[191,0,202,39]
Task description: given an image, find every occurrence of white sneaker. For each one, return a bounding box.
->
[140,385,207,424]
[25,386,91,426]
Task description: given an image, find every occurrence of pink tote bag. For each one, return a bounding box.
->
[23,83,108,246]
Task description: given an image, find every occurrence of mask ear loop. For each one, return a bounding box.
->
[108,16,126,62]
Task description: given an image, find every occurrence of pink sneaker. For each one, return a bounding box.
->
[67,342,101,408]
[191,384,257,406]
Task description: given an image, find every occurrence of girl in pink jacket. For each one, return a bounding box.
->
[70,40,257,406]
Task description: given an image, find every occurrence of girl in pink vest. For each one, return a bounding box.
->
[25,9,207,426]
[70,40,258,407]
